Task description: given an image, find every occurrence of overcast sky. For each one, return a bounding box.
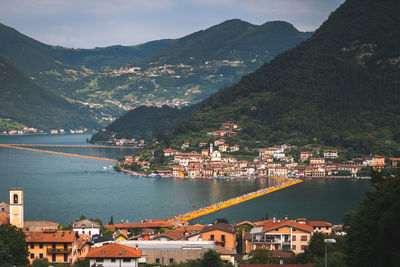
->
[0,0,345,49]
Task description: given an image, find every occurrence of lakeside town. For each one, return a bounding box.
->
[1,186,344,266]
[120,122,399,179]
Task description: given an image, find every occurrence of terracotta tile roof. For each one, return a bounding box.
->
[235,221,255,227]
[77,234,91,250]
[86,243,141,258]
[306,221,332,227]
[201,223,236,234]
[23,221,59,232]
[184,224,205,232]
[268,250,294,259]
[25,230,77,243]
[254,220,313,233]
[153,229,185,240]
[216,247,236,255]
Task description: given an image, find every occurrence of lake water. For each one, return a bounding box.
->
[0,134,371,226]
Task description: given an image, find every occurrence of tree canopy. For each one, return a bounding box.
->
[0,224,29,266]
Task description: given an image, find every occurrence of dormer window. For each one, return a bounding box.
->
[14,194,18,204]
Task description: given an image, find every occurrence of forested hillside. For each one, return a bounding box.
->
[90,105,197,142]
[166,0,400,157]
[0,56,98,130]
[145,19,312,65]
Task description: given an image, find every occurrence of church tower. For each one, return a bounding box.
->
[9,187,24,228]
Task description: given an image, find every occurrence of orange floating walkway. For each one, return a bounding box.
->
[174,178,303,221]
[2,144,141,149]
[0,144,118,162]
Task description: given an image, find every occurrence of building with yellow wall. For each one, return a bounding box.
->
[24,229,79,264]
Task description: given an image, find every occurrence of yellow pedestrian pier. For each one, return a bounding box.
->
[0,144,118,162]
[174,178,303,221]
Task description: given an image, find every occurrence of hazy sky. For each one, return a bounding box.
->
[0,0,345,48]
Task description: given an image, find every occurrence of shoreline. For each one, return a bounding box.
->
[121,169,370,180]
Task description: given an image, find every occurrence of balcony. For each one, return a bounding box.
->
[215,240,226,246]
[47,248,72,254]
[252,238,291,244]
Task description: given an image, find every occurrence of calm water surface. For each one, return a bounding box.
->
[0,134,371,225]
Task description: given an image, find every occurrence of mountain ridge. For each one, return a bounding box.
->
[162,0,400,156]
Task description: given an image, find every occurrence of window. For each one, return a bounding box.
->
[293,228,296,231]
[292,245,296,250]
[318,226,321,230]
[30,253,34,259]
[52,254,56,262]
[64,254,68,262]
[210,234,214,240]
[30,243,34,249]
[301,235,308,241]
[170,258,174,263]
[123,259,131,262]
[96,259,104,263]
[326,227,329,230]
[1,207,4,212]
[156,258,160,264]
[292,235,296,241]
[39,253,43,259]
[301,245,307,251]
[14,194,18,204]
[111,259,116,263]
[221,235,225,241]
[89,231,91,236]
[39,243,43,249]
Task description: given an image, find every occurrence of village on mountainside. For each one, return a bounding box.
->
[119,122,399,179]
[1,187,343,266]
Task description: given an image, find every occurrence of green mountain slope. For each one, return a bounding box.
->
[0,22,174,74]
[0,56,98,130]
[146,19,312,65]
[0,20,311,121]
[90,105,197,142]
[166,0,400,156]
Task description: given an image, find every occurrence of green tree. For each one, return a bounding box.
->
[0,224,29,266]
[248,248,271,264]
[108,216,114,225]
[346,169,400,267]
[200,250,224,267]
[31,258,49,267]
[114,164,122,172]
[293,232,346,267]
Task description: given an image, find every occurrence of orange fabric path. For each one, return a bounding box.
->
[2,144,141,149]
[0,144,118,162]
[175,178,303,221]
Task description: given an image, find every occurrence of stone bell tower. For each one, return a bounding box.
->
[9,187,24,228]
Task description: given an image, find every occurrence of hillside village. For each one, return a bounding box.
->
[1,187,343,266]
[121,122,398,179]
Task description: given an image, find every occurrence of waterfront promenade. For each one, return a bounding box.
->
[174,178,303,221]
